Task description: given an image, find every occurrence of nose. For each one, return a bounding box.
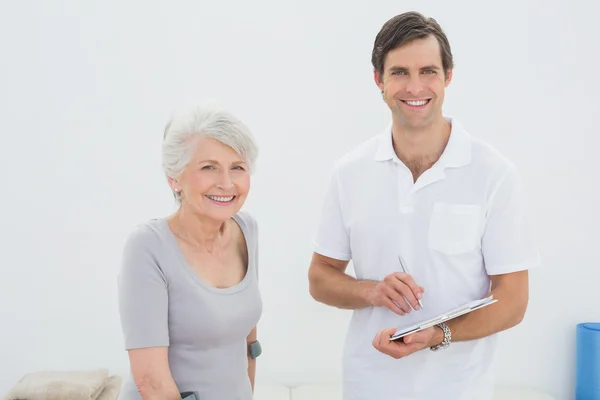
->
[405,74,424,96]
[217,170,234,190]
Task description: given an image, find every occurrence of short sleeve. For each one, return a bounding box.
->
[117,225,170,350]
[482,165,541,275]
[312,165,352,261]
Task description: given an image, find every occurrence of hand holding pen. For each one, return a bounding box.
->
[367,256,424,316]
[398,254,424,310]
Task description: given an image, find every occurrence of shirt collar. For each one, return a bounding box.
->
[374,116,472,169]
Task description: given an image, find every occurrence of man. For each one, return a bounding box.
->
[308,11,540,400]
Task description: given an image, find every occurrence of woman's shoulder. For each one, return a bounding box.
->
[122,218,167,253]
[119,218,172,278]
[232,211,258,238]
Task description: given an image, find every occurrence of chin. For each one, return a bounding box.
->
[398,114,435,129]
[182,201,239,223]
[198,209,237,224]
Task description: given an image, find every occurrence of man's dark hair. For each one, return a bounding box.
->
[371,11,454,78]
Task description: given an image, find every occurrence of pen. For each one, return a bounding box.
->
[398,254,424,309]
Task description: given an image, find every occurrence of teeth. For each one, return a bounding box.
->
[206,195,234,202]
[405,100,429,106]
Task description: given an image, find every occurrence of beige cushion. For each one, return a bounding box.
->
[2,369,121,400]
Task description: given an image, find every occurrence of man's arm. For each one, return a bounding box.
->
[246,326,257,392]
[373,270,529,357]
[435,165,536,343]
[430,165,535,344]
[308,252,373,309]
[434,270,529,344]
[308,252,424,314]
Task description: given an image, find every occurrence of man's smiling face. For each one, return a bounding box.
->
[376,34,452,130]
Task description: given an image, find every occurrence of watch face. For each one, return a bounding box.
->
[249,340,262,358]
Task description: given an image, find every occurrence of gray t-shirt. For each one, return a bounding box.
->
[117,212,262,400]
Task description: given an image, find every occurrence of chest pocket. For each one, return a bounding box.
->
[428,202,482,255]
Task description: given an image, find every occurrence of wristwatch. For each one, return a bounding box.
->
[248,340,262,359]
[430,322,451,351]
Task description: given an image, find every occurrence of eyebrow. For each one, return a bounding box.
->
[198,159,246,165]
[388,65,442,72]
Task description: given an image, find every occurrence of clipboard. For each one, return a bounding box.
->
[389,295,498,341]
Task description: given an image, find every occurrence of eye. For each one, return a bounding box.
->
[233,166,246,171]
[423,69,437,74]
[202,165,215,170]
[391,71,407,76]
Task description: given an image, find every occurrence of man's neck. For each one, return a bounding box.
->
[391,116,451,181]
[391,116,451,161]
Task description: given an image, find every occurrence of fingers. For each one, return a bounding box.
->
[373,275,425,315]
[403,327,435,346]
[403,332,423,344]
[372,327,394,348]
[373,282,409,315]
[372,329,383,348]
[381,327,397,343]
[388,272,423,311]
[383,297,407,316]
[381,285,411,314]
[372,328,420,359]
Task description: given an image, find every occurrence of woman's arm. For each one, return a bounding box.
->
[118,225,180,399]
[128,347,181,400]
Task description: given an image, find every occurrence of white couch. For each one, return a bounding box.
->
[253,382,557,400]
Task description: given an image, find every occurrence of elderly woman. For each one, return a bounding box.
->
[117,102,262,400]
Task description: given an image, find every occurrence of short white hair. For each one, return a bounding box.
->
[161,101,258,203]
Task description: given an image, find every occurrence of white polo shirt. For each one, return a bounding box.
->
[312,116,540,400]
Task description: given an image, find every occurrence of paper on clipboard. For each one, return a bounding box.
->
[389,295,498,341]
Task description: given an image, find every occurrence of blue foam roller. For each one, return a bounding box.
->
[576,322,600,400]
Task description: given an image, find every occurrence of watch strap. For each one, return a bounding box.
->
[430,322,451,351]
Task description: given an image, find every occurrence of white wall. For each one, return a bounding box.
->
[0,1,598,399]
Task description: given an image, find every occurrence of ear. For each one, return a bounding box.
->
[373,69,385,92]
[167,176,180,192]
[444,68,453,87]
